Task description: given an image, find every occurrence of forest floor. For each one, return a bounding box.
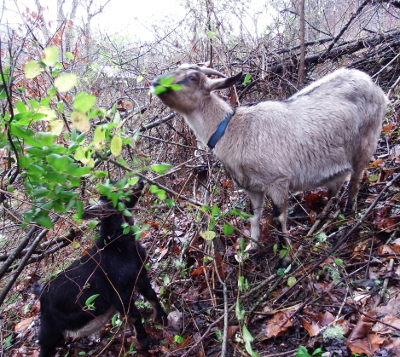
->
[2,120,400,357]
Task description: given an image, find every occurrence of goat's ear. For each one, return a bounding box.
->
[206,72,243,92]
[124,181,144,208]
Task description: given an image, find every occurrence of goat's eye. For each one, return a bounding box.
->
[189,75,196,81]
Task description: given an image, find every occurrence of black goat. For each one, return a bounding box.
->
[34,182,167,357]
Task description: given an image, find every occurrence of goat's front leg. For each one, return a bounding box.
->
[136,275,168,326]
[245,190,265,251]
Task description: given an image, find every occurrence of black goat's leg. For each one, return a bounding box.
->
[137,277,168,325]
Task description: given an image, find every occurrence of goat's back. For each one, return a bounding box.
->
[215,68,387,192]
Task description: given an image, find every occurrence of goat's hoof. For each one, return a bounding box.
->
[244,242,258,252]
[156,313,168,326]
[138,336,152,352]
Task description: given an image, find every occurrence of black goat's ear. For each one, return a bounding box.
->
[82,204,105,219]
[124,181,144,208]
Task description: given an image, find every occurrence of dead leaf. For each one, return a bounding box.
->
[262,312,293,339]
[376,300,400,316]
[348,313,376,341]
[318,311,335,326]
[347,337,381,355]
[15,317,34,332]
[228,325,240,339]
[372,314,400,334]
[302,318,321,337]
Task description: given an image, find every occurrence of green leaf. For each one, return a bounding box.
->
[16,101,27,113]
[54,73,78,92]
[71,111,90,132]
[238,276,249,292]
[48,120,64,135]
[46,153,73,171]
[65,52,74,60]
[287,276,297,286]
[223,224,235,235]
[200,231,216,241]
[242,73,251,86]
[25,61,43,79]
[151,163,172,175]
[235,299,245,321]
[37,132,57,146]
[42,46,59,66]
[334,258,343,266]
[296,346,311,357]
[149,185,166,200]
[36,213,53,228]
[76,201,84,218]
[110,135,122,156]
[85,294,100,306]
[32,188,51,198]
[173,335,185,344]
[27,99,39,109]
[73,94,96,113]
[93,125,105,149]
[242,325,260,357]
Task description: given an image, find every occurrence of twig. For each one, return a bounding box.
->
[0,219,56,305]
[322,0,372,58]
[95,152,203,207]
[372,258,394,309]
[0,226,38,280]
[275,173,400,303]
[213,249,229,357]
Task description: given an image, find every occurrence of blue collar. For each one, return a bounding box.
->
[207,109,235,149]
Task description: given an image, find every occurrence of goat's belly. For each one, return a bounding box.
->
[65,307,117,338]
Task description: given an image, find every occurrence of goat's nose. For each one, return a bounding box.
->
[151,78,160,87]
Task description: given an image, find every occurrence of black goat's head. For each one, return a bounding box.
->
[83,180,144,220]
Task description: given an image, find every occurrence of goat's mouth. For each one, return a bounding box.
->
[151,75,182,96]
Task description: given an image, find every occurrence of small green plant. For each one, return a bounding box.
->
[84,294,99,311]
[174,335,185,344]
[123,342,137,356]
[2,333,13,349]
[215,330,223,343]
[242,73,251,86]
[111,313,123,328]
[296,345,323,357]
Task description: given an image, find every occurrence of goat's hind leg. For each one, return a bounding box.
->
[37,317,65,357]
[345,170,364,212]
[122,298,153,351]
[136,275,168,326]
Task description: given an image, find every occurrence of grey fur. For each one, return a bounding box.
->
[152,65,388,257]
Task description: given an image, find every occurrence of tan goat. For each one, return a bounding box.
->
[152,64,387,262]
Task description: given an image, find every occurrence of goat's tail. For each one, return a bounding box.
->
[32,282,43,297]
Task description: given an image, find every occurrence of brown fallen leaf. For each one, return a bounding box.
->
[14,317,34,333]
[302,317,321,337]
[372,314,400,334]
[318,311,335,326]
[376,300,400,316]
[347,337,381,355]
[348,313,376,342]
[262,312,293,339]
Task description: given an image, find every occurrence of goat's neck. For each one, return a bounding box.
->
[184,94,232,145]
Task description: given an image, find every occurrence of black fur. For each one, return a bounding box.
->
[35,182,167,357]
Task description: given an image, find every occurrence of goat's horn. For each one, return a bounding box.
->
[199,67,227,78]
